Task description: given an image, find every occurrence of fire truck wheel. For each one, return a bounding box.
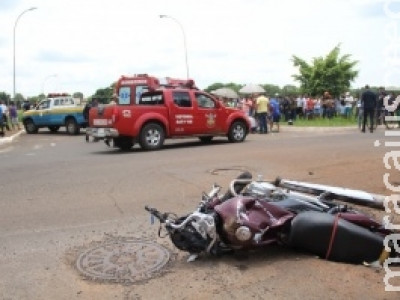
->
[139,123,165,150]
[113,137,134,151]
[228,121,246,143]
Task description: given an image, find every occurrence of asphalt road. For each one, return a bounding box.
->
[0,127,398,299]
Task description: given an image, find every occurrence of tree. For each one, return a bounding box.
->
[27,95,40,107]
[261,84,280,96]
[38,93,46,101]
[204,82,242,93]
[73,92,84,100]
[91,85,114,104]
[0,92,11,104]
[13,93,25,108]
[281,85,300,97]
[204,82,224,93]
[292,45,358,97]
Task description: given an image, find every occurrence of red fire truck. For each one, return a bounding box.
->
[87,74,250,151]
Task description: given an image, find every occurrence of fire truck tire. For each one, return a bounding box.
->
[66,118,80,135]
[139,123,165,150]
[24,119,38,134]
[113,137,134,151]
[228,121,246,143]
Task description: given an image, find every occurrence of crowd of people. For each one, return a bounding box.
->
[0,101,21,137]
[221,86,398,134]
[223,91,355,134]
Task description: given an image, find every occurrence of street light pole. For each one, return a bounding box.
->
[159,14,189,79]
[13,7,37,105]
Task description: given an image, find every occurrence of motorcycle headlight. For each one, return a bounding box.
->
[235,226,252,241]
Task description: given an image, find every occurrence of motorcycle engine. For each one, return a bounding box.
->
[167,212,217,254]
[169,225,210,253]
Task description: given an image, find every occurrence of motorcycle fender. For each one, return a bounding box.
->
[287,211,384,264]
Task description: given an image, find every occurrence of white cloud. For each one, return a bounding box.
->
[0,0,394,97]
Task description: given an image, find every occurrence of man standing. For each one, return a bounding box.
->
[269,95,281,132]
[0,100,9,131]
[344,92,355,118]
[83,99,98,142]
[255,93,269,134]
[9,102,20,130]
[361,85,377,133]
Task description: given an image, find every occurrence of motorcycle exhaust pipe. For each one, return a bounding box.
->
[274,177,385,210]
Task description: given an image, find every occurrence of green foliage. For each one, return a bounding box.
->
[27,95,40,106]
[204,82,300,97]
[73,92,84,100]
[204,82,224,92]
[261,84,280,96]
[91,85,114,104]
[14,93,25,102]
[0,92,11,104]
[11,93,26,108]
[292,45,358,97]
[282,85,300,97]
[204,82,242,93]
[293,116,357,127]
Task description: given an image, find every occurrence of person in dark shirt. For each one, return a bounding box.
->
[360,85,377,133]
[83,99,98,142]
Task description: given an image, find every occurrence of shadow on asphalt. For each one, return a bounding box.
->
[27,131,86,137]
[189,244,311,268]
[88,139,231,155]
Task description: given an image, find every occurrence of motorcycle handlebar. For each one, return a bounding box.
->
[229,178,253,196]
[145,205,167,223]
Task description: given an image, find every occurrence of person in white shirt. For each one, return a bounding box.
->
[344,92,355,118]
[0,100,9,130]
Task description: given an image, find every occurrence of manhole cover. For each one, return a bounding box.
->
[76,240,170,284]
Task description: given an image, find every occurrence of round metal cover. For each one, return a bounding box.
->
[76,240,170,284]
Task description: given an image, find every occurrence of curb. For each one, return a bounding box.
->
[0,129,25,146]
[280,126,356,132]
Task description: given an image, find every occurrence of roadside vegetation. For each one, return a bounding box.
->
[289,116,357,127]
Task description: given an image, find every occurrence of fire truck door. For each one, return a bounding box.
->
[193,93,220,134]
[170,91,196,135]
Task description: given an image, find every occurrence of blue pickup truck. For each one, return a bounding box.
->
[22,94,86,135]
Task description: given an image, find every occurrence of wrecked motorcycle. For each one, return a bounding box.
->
[145,172,397,265]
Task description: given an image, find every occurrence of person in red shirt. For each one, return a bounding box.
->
[305,97,315,119]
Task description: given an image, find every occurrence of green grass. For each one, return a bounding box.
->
[289,116,357,127]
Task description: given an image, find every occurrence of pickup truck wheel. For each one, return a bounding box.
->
[48,126,60,133]
[228,121,247,143]
[199,136,213,143]
[24,119,38,134]
[139,123,165,150]
[66,118,80,135]
[113,137,134,151]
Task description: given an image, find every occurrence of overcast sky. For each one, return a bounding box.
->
[0,0,396,98]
